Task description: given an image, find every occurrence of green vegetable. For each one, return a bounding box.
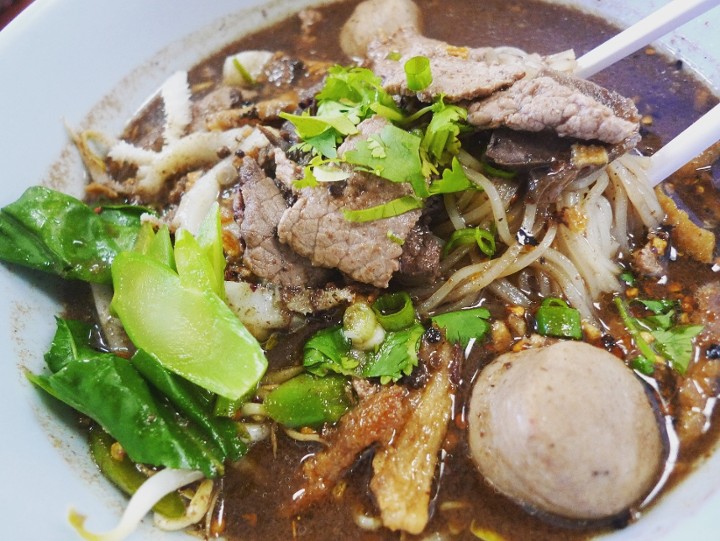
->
[431,307,491,348]
[652,325,703,373]
[280,65,401,159]
[614,296,657,364]
[89,428,186,518]
[343,124,426,189]
[420,101,467,170]
[44,318,96,373]
[283,64,476,206]
[442,226,496,258]
[303,302,423,384]
[616,296,703,374]
[480,160,517,179]
[0,186,143,283]
[428,157,474,195]
[343,302,385,350]
[404,56,433,91]
[535,297,582,340]
[303,325,356,377]
[232,58,255,85]
[630,355,655,375]
[619,270,636,287]
[135,223,176,270]
[111,251,266,400]
[362,323,425,384]
[264,373,353,428]
[28,319,228,477]
[342,195,424,223]
[131,349,246,460]
[371,291,417,331]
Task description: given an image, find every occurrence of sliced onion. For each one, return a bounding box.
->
[69,469,204,541]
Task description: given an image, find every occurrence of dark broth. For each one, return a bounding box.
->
[112,1,720,540]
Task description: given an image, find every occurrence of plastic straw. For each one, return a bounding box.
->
[575,0,720,79]
[647,103,720,186]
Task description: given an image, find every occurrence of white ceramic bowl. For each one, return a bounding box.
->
[0,1,718,539]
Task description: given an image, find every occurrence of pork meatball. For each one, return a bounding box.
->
[339,0,422,59]
[467,341,666,521]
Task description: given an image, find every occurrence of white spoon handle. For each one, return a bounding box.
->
[647,102,720,186]
[575,0,720,78]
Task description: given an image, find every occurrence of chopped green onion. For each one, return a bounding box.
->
[614,296,658,363]
[443,227,496,257]
[386,230,405,245]
[431,307,491,348]
[619,270,636,286]
[343,302,385,351]
[342,195,424,222]
[535,297,582,340]
[386,51,402,61]
[232,58,255,85]
[372,291,416,331]
[481,161,516,179]
[631,356,655,375]
[404,56,433,92]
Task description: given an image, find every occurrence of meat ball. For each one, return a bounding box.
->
[339,0,422,59]
[467,341,666,521]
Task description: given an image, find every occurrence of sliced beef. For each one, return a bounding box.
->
[468,69,640,145]
[277,172,420,288]
[485,128,573,171]
[366,26,526,103]
[273,148,302,193]
[365,26,639,175]
[238,158,331,287]
[277,116,423,288]
[397,224,441,284]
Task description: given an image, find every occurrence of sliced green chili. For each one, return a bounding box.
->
[535,297,582,340]
[264,373,352,428]
[404,56,433,92]
[372,291,416,331]
[89,428,186,519]
[443,227,496,258]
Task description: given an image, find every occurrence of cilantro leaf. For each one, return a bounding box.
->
[421,100,468,167]
[635,299,677,315]
[615,296,703,375]
[362,323,425,384]
[344,124,426,187]
[429,156,473,195]
[652,325,703,374]
[303,325,357,377]
[431,308,491,348]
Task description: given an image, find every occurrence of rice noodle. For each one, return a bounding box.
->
[487,279,532,307]
[421,150,664,320]
[418,243,524,315]
[463,167,514,246]
[534,248,596,321]
[608,154,664,229]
